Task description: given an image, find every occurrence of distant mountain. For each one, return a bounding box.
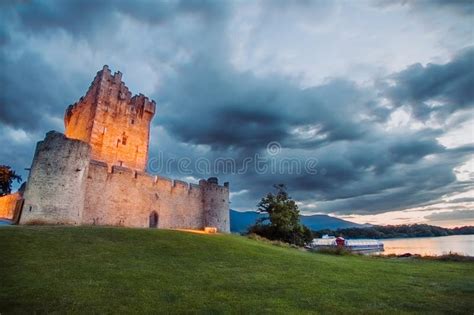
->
[300,214,369,231]
[230,210,263,233]
[230,209,366,234]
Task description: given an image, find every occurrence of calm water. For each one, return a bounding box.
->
[379,234,474,256]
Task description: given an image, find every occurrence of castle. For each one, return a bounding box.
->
[0,66,230,232]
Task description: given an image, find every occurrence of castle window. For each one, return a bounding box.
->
[122,132,127,145]
[131,119,135,125]
[116,139,120,147]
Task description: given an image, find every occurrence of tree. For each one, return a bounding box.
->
[249,184,313,246]
[0,165,22,196]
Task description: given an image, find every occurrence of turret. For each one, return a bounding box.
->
[20,131,91,225]
[200,177,230,233]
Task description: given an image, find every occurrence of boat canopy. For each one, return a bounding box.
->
[346,239,383,246]
[311,238,383,246]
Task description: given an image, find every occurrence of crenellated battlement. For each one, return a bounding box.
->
[89,159,227,194]
[130,93,156,116]
[88,65,155,117]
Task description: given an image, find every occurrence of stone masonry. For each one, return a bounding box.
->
[16,66,230,232]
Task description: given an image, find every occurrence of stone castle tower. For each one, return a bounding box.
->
[64,65,155,171]
[15,66,230,232]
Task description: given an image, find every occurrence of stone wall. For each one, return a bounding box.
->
[83,162,229,231]
[201,178,230,233]
[20,131,91,225]
[17,131,230,231]
[0,192,21,220]
[65,65,155,172]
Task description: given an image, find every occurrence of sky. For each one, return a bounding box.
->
[0,0,473,227]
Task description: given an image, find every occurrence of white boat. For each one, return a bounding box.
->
[310,236,384,252]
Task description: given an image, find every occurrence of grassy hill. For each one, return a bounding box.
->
[0,226,473,314]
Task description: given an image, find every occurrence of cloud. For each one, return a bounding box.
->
[425,209,474,221]
[427,0,474,15]
[433,0,474,15]
[0,51,80,131]
[446,197,474,204]
[152,43,472,215]
[158,55,378,151]
[382,47,474,121]
[374,0,474,16]
[7,0,230,38]
[0,0,473,222]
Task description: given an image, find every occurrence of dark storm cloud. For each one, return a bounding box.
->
[158,56,376,151]
[8,0,230,37]
[0,51,83,131]
[150,50,457,214]
[382,47,474,121]
[243,142,470,215]
[0,0,229,131]
[152,124,472,215]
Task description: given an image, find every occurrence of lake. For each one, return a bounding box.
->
[379,234,474,256]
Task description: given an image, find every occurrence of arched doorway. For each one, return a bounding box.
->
[149,211,159,228]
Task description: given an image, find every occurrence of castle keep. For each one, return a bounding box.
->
[6,66,230,232]
[64,67,155,171]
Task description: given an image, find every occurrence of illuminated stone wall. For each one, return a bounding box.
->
[64,65,155,172]
[0,192,21,219]
[20,131,90,225]
[82,161,230,231]
[18,133,230,231]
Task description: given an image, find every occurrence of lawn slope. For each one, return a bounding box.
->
[0,226,473,314]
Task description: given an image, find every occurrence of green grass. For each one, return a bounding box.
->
[0,226,473,314]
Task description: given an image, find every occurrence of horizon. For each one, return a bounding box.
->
[1,0,473,228]
[231,208,473,229]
